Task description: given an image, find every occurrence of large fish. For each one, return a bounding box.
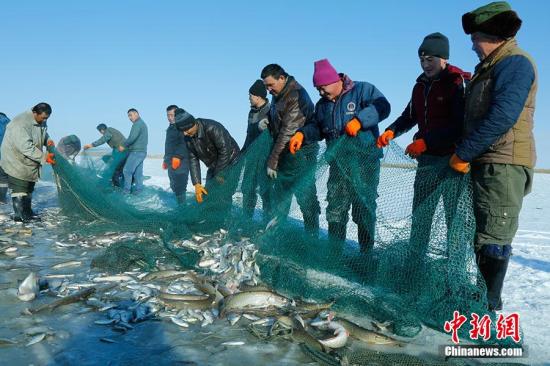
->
[221,291,290,317]
[17,272,39,301]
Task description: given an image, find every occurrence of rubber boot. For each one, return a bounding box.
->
[358,225,374,253]
[22,195,40,221]
[0,186,8,204]
[11,196,28,222]
[476,245,511,311]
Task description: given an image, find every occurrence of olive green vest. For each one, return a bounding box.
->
[464,39,537,168]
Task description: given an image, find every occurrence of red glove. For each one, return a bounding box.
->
[47,140,55,147]
[377,130,394,148]
[289,132,304,154]
[344,117,361,137]
[45,152,56,165]
[171,157,181,170]
[449,154,470,174]
[405,139,427,158]
[162,161,168,170]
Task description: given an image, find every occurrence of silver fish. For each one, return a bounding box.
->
[25,333,46,347]
[17,272,39,301]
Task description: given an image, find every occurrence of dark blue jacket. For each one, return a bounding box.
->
[164,124,189,165]
[302,75,390,144]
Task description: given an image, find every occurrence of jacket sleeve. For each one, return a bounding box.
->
[356,83,391,129]
[92,131,111,147]
[172,134,189,162]
[267,93,306,170]
[424,79,465,149]
[300,102,322,144]
[164,128,176,163]
[17,127,44,163]
[188,143,201,185]
[211,125,238,175]
[124,123,140,148]
[386,101,417,138]
[456,55,535,162]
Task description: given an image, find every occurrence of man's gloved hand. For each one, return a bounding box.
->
[171,157,181,170]
[258,118,269,131]
[405,139,427,158]
[376,130,394,148]
[194,184,208,203]
[344,117,361,137]
[289,132,304,154]
[449,153,470,174]
[45,152,56,165]
[83,144,93,150]
[162,161,168,170]
[47,140,55,147]
[118,146,125,152]
[267,167,277,179]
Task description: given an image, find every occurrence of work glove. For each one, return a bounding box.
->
[289,132,304,154]
[376,130,394,148]
[171,157,181,170]
[267,167,277,179]
[258,118,269,131]
[45,152,56,165]
[47,140,55,147]
[449,153,470,174]
[194,184,208,203]
[162,161,168,170]
[405,139,427,158]
[344,117,361,137]
[83,144,93,150]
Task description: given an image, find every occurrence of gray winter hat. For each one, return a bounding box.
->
[174,108,196,131]
[418,32,450,59]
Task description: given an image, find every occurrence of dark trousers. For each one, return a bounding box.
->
[7,175,35,196]
[241,156,272,219]
[168,162,189,196]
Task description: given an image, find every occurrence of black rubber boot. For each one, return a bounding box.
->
[358,225,374,253]
[476,248,511,311]
[11,196,28,222]
[0,187,8,204]
[22,195,40,221]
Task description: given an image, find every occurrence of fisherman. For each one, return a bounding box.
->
[0,103,55,222]
[0,112,11,204]
[377,33,470,260]
[241,80,272,220]
[174,108,240,213]
[163,105,190,204]
[292,59,390,252]
[119,108,148,195]
[450,2,537,311]
[261,64,320,235]
[57,135,82,161]
[83,123,127,187]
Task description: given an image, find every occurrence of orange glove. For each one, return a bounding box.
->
[162,161,168,170]
[405,139,427,158]
[377,130,394,148]
[449,153,470,174]
[171,157,181,170]
[45,152,56,165]
[289,132,304,154]
[194,184,208,203]
[344,117,361,137]
[47,140,55,147]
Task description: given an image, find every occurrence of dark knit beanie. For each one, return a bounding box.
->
[174,108,196,131]
[462,1,522,38]
[249,79,267,99]
[418,32,450,59]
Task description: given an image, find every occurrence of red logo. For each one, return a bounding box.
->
[496,313,521,343]
[444,311,468,344]
[444,311,521,344]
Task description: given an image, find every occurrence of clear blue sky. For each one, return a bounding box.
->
[2,1,549,167]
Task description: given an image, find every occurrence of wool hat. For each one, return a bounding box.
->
[462,1,522,38]
[418,32,450,59]
[249,79,267,99]
[174,108,196,131]
[313,59,340,87]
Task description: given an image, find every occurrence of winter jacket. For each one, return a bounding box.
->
[267,76,315,170]
[0,113,11,158]
[456,39,537,168]
[302,74,390,144]
[186,119,240,185]
[242,101,270,151]
[387,65,470,156]
[92,127,126,149]
[0,110,49,182]
[164,124,189,165]
[124,118,148,152]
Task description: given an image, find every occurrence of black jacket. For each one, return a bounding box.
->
[164,124,190,164]
[186,119,240,185]
[242,101,270,151]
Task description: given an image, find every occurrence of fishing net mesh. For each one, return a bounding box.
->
[49,131,514,346]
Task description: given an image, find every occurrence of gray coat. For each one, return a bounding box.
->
[0,110,49,182]
[124,118,148,152]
